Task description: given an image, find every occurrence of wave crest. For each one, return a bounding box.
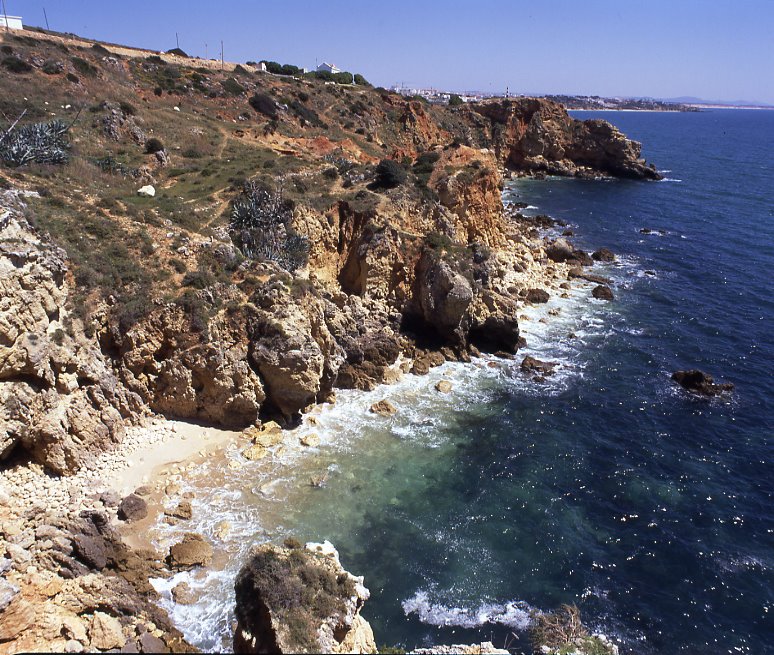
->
[402,590,534,630]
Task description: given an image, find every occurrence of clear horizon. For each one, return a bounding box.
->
[9,0,774,104]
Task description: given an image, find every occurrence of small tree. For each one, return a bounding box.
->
[449,94,464,106]
[373,159,407,189]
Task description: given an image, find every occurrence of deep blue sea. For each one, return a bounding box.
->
[155,110,774,654]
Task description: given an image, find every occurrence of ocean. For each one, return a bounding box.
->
[150,109,774,654]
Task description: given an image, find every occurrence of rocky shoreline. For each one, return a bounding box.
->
[0,29,659,652]
[1,186,622,653]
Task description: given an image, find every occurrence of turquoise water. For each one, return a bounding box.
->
[153,110,773,654]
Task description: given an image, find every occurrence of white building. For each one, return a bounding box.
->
[0,15,23,30]
[317,62,341,74]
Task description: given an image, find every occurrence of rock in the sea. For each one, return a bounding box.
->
[242,444,268,461]
[672,370,734,396]
[435,380,453,393]
[592,285,614,301]
[369,400,397,416]
[300,433,320,447]
[88,611,125,650]
[233,540,376,654]
[117,494,148,522]
[525,288,550,304]
[521,356,557,376]
[592,247,616,262]
[171,582,198,606]
[245,421,283,447]
[165,500,192,520]
[167,533,212,570]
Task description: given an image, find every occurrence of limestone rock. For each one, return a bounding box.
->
[521,356,558,376]
[88,611,125,650]
[592,285,614,301]
[171,582,197,605]
[592,247,616,262]
[168,533,212,570]
[242,444,268,461]
[526,288,550,304]
[245,421,283,447]
[165,500,192,520]
[300,433,320,447]
[117,494,148,522]
[0,597,34,640]
[137,185,156,197]
[234,541,376,654]
[369,400,396,416]
[435,380,453,393]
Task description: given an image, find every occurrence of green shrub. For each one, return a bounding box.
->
[182,147,203,159]
[91,43,110,55]
[146,54,164,64]
[119,101,137,116]
[449,94,464,106]
[248,92,278,119]
[1,56,32,73]
[372,159,407,189]
[221,77,246,95]
[182,269,215,289]
[353,73,370,86]
[233,64,250,76]
[71,56,97,76]
[413,150,440,186]
[262,60,302,76]
[144,137,165,154]
[42,60,64,75]
[66,72,79,84]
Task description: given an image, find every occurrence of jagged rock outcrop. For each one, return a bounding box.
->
[672,369,734,396]
[234,540,376,654]
[473,98,662,179]
[112,304,266,427]
[0,196,142,474]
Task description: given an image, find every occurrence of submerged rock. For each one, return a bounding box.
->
[369,400,397,416]
[233,540,376,654]
[521,356,558,376]
[592,247,616,262]
[672,369,734,396]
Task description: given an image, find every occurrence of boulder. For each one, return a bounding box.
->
[435,380,452,393]
[545,238,575,262]
[369,400,396,416]
[172,582,197,605]
[136,185,155,197]
[167,533,212,570]
[72,534,108,570]
[592,247,616,262]
[521,356,557,376]
[672,370,734,396]
[525,288,550,304]
[300,434,320,447]
[117,494,148,522]
[592,285,614,301]
[242,444,268,461]
[88,611,125,651]
[165,500,192,520]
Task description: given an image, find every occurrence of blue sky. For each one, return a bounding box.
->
[11,0,774,103]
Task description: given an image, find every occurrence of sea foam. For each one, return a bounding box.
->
[402,590,534,630]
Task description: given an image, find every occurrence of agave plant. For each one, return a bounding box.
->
[0,118,71,167]
[229,182,309,273]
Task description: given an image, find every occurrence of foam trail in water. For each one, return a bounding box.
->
[402,590,534,630]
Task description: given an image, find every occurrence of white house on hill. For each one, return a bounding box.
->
[317,62,341,74]
[0,15,23,30]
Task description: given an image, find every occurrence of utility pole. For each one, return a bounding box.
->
[220,40,224,71]
[176,32,179,49]
[43,7,50,30]
[2,0,9,33]
[205,42,207,59]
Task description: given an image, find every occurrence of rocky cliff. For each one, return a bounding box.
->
[472,98,662,179]
[233,540,376,654]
